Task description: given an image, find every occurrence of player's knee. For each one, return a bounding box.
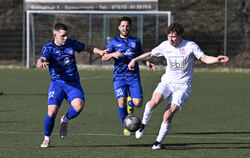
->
[71,99,84,112]
[47,105,59,117]
[149,100,159,109]
[48,109,57,117]
[133,99,143,108]
[118,97,126,107]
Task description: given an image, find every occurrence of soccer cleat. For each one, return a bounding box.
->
[123,128,131,136]
[60,115,68,139]
[41,140,50,148]
[152,141,162,150]
[127,96,134,115]
[135,123,145,139]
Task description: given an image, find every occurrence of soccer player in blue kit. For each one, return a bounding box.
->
[102,17,155,136]
[37,23,108,148]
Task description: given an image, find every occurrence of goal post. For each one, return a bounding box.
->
[26,10,172,68]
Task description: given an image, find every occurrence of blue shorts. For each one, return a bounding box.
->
[113,76,143,99]
[48,80,85,106]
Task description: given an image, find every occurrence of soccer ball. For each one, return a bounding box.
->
[124,115,142,132]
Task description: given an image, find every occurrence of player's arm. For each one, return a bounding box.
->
[102,50,123,61]
[37,57,49,68]
[128,52,154,71]
[84,44,109,56]
[200,54,229,64]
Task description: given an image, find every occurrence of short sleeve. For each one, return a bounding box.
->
[39,46,51,60]
[191,42,204,59]
[70,38,85,52]
[151,42,165,57]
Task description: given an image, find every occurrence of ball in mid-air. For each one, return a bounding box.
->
[124,115,142,132]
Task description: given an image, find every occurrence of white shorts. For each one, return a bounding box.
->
[153,82,192,109]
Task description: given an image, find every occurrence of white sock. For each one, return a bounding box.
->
[156,122,171,143]
[141,102,153,125]
[44,136,50,141]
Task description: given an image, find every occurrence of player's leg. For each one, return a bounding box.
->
[135,92,164,139]
[60,82,85,138]
[41,105,59,147]
[152,103,178,150]
[136,82,170,139]
[152,83,191,150]
[127,78,143,114]
[41,81,64,147]
[117,96,131,135]
[114,80,131,135]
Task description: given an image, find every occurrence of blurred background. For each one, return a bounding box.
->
[0,0,249,68]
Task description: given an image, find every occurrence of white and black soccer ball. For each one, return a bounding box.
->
[124,115,142,132]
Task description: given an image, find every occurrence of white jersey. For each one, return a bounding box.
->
[152,39,204,84]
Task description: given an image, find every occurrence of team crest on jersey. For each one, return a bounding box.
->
[180,48,185,54]
[65,48,74,55]
[131,42,136,48]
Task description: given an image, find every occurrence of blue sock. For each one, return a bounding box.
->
[128,100,135,107]
[118,106,128,128]
[44,114,55,136]
[65,106,80,120]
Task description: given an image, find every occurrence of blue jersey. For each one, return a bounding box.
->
[105,36,143,80]
[39,38,85,82]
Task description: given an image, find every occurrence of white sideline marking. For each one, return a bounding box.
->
[0,131,250,141]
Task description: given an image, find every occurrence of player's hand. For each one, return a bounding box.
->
[112,50,123,59]
[217,55,229,63]
[37,58,49,68]
[128,59,136,71]
[99,48,110,56]
[146,61,155,71]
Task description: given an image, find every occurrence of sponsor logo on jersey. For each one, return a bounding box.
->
[123,50,133,56]
[169,56,184,70]
[117,44,123,47]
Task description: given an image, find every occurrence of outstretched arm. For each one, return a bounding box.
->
[128,52,154,71]
[101,50,123,61]
[84,44,109,56]
[200,54,229,64]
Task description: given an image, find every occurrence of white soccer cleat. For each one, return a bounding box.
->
[60,115,68,139]
[41,140,50,148]
[135,124,145,139]
[152,141,162,150]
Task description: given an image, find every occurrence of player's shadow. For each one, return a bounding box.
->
[162,142,250,150]
[173,131,250,135]
[2,93,47,96]
[54,142,250,150]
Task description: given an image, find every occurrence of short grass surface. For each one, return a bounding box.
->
[0,68,250,158]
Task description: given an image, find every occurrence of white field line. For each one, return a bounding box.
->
[0,131,250,141]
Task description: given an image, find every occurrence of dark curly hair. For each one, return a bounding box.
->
[119,16,132,25]
[166,23,184,35]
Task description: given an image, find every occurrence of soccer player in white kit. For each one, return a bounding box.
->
[128,23,229,150]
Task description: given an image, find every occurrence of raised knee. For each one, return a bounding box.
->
[133,100,143,108]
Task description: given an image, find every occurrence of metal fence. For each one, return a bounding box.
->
[0,0,249,68]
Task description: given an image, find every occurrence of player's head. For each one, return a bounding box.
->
[53,23,68,46]
[118,16,132,38]
[166,23,184,47]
